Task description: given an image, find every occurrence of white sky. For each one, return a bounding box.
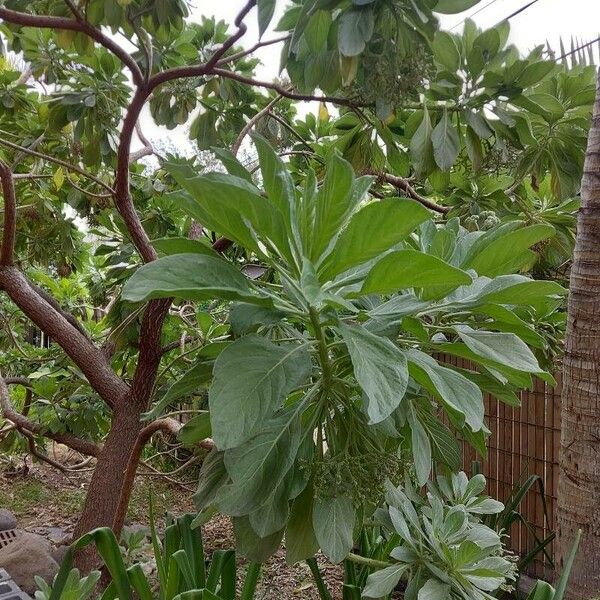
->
[139,0,600,153]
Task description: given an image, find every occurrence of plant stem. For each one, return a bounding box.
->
[345,553,391,569]
[309,307,333,386]
[241,562,262,600]
[306,557,333,600]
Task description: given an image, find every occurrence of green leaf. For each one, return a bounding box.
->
[337,8,374,57]
[304,10,331,53]
[363,564,408,598]
[418,579,451,599]
[417,407,462,471]
[455,325,542,373]
[361,249,472,297]
[144,360,213,421]
[434,0,482,14]
[234,516,284,563]
[313,495,355,563]
[122,254,267,305]
[193,450,229,513]
[463,224,555,277]
[211,147,253,183]
[339,323,409,424]
[407,404,432,486]
[209,335,311,449]
[286,484,319,564]
[252,133,296,232]
[310,155,366,261]
[320,199,430,280]
[410,107,435,175]
[152,237,215,256]
[432,32,460,71]
[179,413,212,446]
[432,110,460,172]
[217,403,305,515]
[257,0,276,37]
[229,303,284,336]
[407,349,484,431]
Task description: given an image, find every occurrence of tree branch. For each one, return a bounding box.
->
[0,6,144,87]
[232,94,284,156]
[0,137,114,193]
[0,160,16,266]
[217,35,290,67]
[0,374,101,457]
[376,172,450,214]
[0,267,128,408]
[139,417,214,450]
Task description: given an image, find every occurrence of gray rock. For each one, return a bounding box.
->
[50,544,69,567]
[0,530,59,594]
[0,510,17,532]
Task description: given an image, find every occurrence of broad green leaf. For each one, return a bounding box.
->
[229,303,284,336]
[418,579,451,599]
[286,484,319,564]
[193,450,229,513]
[144,360,213,421]
[417,407,462,471]
[407,349,484,431]
[209,335,311,449]
[362,249,472,297]
[152,237,215,256]
[310,155,364,261]
[434,0,482,14]
[179,413,212,446]
[304,10,331,53]
[252,134,296,231]
[257,0,276,37]
[339,323,409,424]
[410,107,435,175]
[217,403,305,515]
[455,325,542,373]
[249,472,293,538]
[408,404,432,486]
[432,110,460,172]
[337,8,374,56]
[363,564,408,598]
[477,278,566,306]
[320,199,430,280]
[233,516,283,563]
[313,495,355,563]
[463,224,555,277]
[122,254,267,305]
[433,32,460,71]
[211,147,253,183]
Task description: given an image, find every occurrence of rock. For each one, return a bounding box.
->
[50,544,69,567]
[122,522,149,539]
[0,510,17,532]
[0,530,59,594]
[46,527,69,545]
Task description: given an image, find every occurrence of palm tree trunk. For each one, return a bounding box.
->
[557,72,600,598]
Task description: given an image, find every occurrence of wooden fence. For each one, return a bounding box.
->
[438,354,561,580]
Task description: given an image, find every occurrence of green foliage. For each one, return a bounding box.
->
[125,144,564,564]
[362,473,516,599]
[44,512,262,600]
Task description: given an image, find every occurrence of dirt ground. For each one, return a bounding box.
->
[0,457,343,599]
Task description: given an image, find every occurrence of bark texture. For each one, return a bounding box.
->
[557,73,600,598]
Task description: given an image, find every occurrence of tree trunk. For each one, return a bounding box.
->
[72,406,144,570]
[557,73,600,598]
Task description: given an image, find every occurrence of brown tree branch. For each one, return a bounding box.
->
[139,417,214,450]
[0,6,144,87]
[217,35,290,67]
[232,94,284,156]
[376,172,450,214]
[0,137,114,193]
[0,160,17,266]
[0,374,101,457]
[0,267,128,408]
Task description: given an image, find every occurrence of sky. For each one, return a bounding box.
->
[138,0,600,153]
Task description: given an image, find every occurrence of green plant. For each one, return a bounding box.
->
[123,143,564,567]
[45,511,262,600]
[526,529,581,600]
[359,473,516,599]
[34,568,100,600]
